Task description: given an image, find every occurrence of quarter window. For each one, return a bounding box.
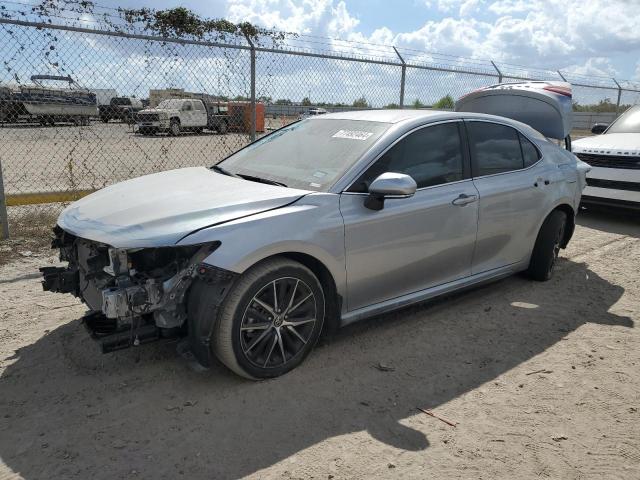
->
[349,122,464,192]
[468,122,524,176]
[519,133,540,167]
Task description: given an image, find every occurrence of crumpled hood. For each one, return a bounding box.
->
[58,167,309,248]
[572,133,640,155]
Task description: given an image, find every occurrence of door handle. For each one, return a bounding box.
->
[452,193,478,206]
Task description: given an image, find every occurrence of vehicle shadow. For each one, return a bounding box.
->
[0,260,633,479]
[577,205,640,238]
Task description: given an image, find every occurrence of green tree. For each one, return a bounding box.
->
[412,98,425,108]
[433,94,455,110]
[352,96,369,108]
[383,103,400,109]
[301,96,312,106]
[274,98,292,105]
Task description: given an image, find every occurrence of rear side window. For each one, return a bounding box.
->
[468,122,523,176]
[519,133,540,167]
[194,101,205,111]
[349,122,464,191]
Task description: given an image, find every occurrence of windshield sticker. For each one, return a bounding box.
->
[332,129,373,140]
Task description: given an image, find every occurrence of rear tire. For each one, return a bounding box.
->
[169,118,180,136]
[210,258,325,379]
[217,120,228,134]
[527,210,567,281]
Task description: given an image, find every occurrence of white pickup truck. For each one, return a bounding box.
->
[136,98,228,135]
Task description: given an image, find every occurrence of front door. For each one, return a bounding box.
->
[340,121,479,312]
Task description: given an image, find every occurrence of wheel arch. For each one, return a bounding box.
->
[250,252,342,335]
[550,203,575,248]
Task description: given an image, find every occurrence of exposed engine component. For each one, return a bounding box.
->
[41,226,222,353]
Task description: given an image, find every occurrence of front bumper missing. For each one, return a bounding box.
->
[40,266,79,295]
[83,311,160,353]
[40,233,225,357]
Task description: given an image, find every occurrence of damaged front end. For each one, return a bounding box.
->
[40,225,224,355]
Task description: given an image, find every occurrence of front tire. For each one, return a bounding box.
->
[211,258,325,379]
[527,210,567,281]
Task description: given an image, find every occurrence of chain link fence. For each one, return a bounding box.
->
[1,16,639,238]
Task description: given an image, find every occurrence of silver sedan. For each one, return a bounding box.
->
[42,109,590,379]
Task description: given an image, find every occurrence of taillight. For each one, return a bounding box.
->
[543,85,572,97]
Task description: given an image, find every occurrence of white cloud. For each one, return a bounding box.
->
[226,0,640,82]
[564,57,618,78]
[226,0,359,37]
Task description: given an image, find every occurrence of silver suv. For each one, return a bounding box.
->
[42,110,590,379]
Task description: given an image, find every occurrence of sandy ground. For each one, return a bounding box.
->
[0,206,639,480]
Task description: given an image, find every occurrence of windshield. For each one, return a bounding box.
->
[217,118,390,191]
[607,105,640,134]
[158,99,185,109]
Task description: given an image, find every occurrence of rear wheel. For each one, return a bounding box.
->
[209,258,325,379]
[217,120,228,134]
[527,210,567,281]
[169,118,181,136]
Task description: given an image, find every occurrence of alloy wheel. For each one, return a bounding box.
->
[239,277,317,369]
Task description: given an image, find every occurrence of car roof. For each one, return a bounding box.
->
[318,108,522,124]
[314,108,547,140]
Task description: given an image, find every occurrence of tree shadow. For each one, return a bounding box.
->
[0,260,633,479]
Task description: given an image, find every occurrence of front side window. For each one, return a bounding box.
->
[194,101,205,111]
[468,122,524,176]
[349,122,465,192]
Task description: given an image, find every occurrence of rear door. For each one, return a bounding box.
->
[340,121,479,311]
[466,120,549,274]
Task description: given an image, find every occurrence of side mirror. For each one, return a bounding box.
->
[364,172,417,211]
[591,123,608,135]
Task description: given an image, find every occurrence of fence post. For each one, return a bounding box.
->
[557,70,567,81]
[0,158,9,239]
[490,61,503,83]
[244,34,257,141]
[393,46,406,108]
[612,78,622,115]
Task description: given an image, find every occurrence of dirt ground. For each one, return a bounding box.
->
[0,206,639,480]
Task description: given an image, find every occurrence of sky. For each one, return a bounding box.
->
[98,0,640,81]
[3,0,640,107]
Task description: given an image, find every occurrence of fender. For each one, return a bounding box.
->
[178,194,348,302]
